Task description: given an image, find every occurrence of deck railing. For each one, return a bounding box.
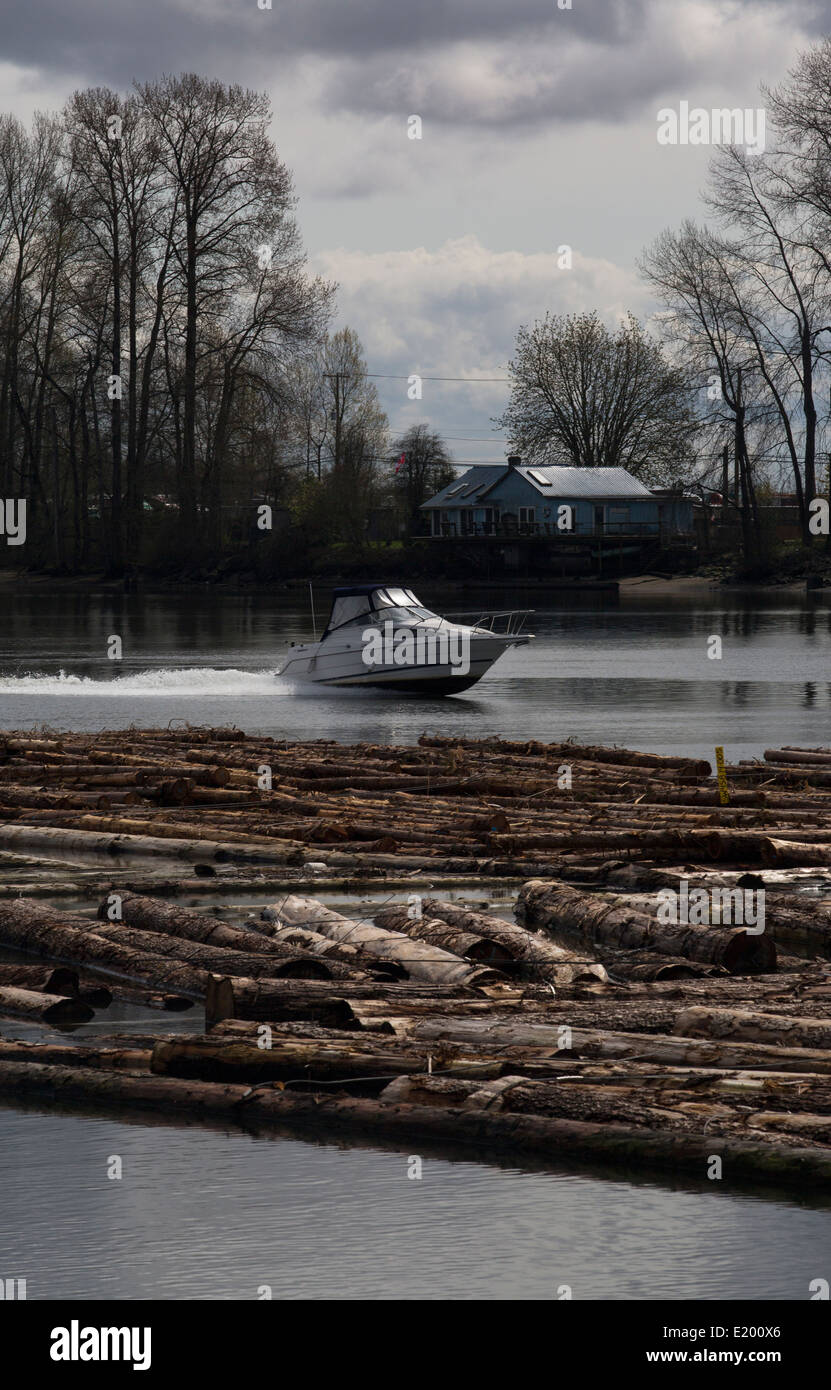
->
[426,520,661,539]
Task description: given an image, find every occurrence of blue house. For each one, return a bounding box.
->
[420,458,693,539]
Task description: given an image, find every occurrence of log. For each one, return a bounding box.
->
[421,898,609,984]
[764,748,831,767]
[261,917,401,978]
[384,1016,831,1073]
[150,1036,503,1084]
[91,918,338,981]
[516,881,776,974]
[0,962,80,996]
[205,974,487,1027]
[0,898,209,998]
[271,895,499,986]
[3,1057,829,1186]
[0,984,94,1024]
[675,1006,831,1051]
[761,838,831,868]
[0,1038,151,1069]
[0,822,286,863]
[372,905,514,969]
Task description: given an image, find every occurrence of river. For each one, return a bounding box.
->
[1,583,830,1299]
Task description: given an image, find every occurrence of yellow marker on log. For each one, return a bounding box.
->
[715,746,729,805]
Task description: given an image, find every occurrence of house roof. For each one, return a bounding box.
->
[421,464,654,508]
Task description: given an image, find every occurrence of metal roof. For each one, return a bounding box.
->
[422,465,654,508]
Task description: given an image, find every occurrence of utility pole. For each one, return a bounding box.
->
[721,443,729,521]
[323,372,343,470]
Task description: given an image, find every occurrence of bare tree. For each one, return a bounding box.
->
[389,423,455,529]
[498,311,697,483]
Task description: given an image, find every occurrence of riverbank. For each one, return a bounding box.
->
[2,566,825,599]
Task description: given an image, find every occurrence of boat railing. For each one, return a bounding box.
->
[443,608,534,636]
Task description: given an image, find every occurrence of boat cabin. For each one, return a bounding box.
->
[322,586,431,636]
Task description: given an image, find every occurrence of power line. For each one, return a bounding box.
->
[331,372,512,383]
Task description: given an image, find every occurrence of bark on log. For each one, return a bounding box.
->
[271,895,499,987]
[516,881,776,974]
[91,918,339,981]
[372,905,514,969]
[0,984,94,1024]
[0,962,80,996]
[421,898,609,984]
[0,1039,151,1069]
[205,974,485,1027]
[0,899,209,998]
[150,1036,503,1084]
[385,1016,831,1074]
[674,1006,831,1051]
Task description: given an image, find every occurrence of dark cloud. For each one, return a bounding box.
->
[0,0,647,85]
[0,0,825,130]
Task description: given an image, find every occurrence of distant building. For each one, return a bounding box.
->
[420,458,694,539]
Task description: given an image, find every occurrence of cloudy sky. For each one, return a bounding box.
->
[3,0,830,463]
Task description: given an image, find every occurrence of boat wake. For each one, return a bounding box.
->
[0,667,288,697]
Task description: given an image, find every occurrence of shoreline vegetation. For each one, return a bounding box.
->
[1,567,828,598]
[1,727,831,1185]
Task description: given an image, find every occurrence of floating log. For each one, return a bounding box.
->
[372,904,515,969]
[261,917,401,978]
[675,1006,831,1051]
[270,895,499,987]
[91,917,337,981]
[517,881,776,974]
[0,962,80,996]
[204,974,489,1027]
[150,1036,502,1084]
[0,984,94,1025]
[0,1038,151,1068]
[761,838,831,868]
[421,898,609,984]
[0,899,209,998]
[384,1016,831,1074]
[1,1058,828,1186]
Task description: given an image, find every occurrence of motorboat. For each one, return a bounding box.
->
[276,585,533,693]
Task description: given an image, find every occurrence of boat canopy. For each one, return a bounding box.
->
[323,586,423,635]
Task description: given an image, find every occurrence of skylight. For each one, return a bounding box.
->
[528,469,552,486]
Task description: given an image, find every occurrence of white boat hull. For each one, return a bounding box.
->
[277,632,524,693]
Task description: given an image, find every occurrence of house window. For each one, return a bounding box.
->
[608,507,629,525]
[460,509,475,535]
[519,506,535,529]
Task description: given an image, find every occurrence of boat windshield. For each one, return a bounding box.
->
[369,588,435,624]
[323,587,436,635]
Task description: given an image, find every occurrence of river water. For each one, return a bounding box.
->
[0,586,828,759]
[1,584,830,1299]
